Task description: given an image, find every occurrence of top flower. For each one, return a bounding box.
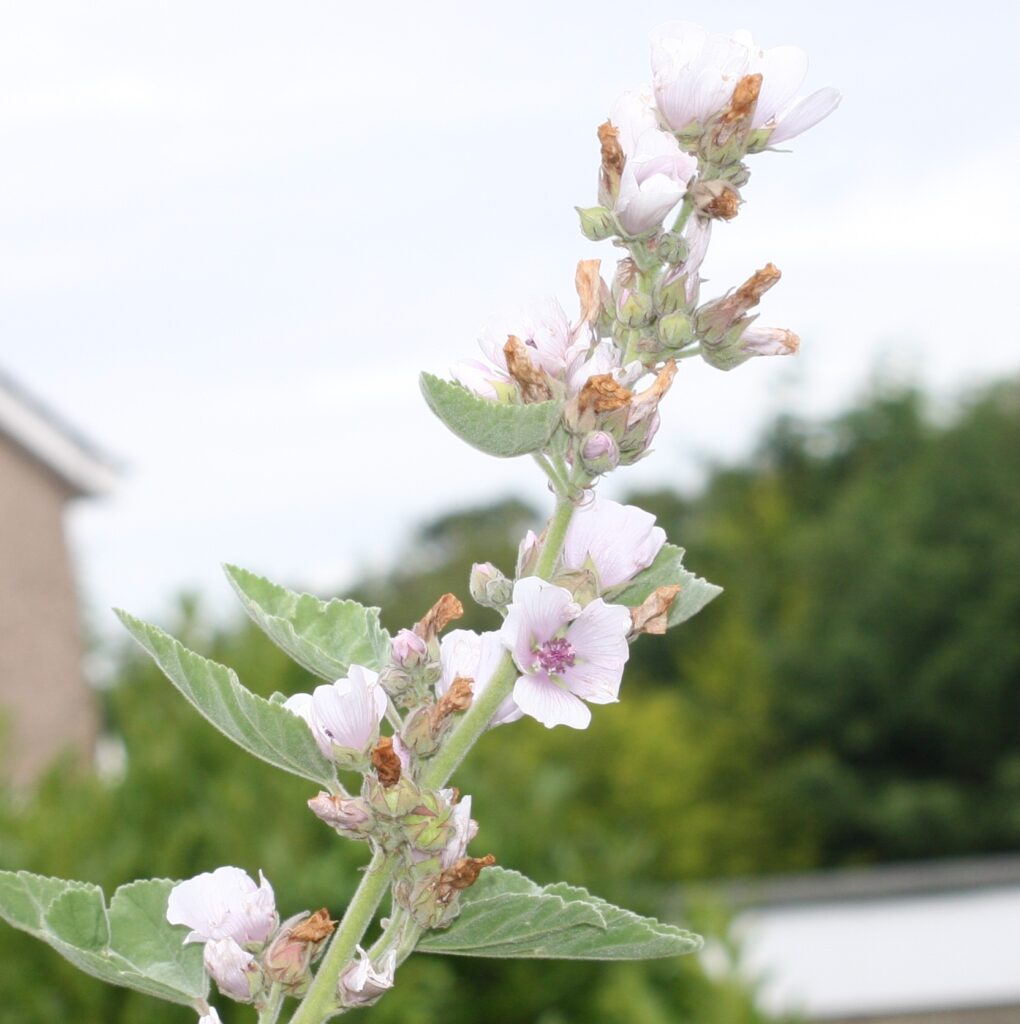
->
[650,22,840,143]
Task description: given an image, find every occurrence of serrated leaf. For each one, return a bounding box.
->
[224,565,391,678]
[116,610,336,787]
[0,871,207,1005]
[418,867,701,960]
[611,543,722,628]
[420,372,562,458]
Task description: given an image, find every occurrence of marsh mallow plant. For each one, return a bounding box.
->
[0,22,838,1023]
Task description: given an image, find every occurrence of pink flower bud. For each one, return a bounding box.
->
[307,792,375,837]
[579,431,619,474]
[339,947,397,1008]
[203,937,264,1003]
[391,628,428,669]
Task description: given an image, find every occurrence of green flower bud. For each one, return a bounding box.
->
[576,206,617,241]
[656,311,696,349]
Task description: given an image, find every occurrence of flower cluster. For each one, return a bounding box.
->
[151,23,836,1024]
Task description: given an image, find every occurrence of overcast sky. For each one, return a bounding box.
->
[1,0,1016,641]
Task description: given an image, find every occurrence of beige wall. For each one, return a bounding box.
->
[822,1004,1020,1024]
[0,433,96,784]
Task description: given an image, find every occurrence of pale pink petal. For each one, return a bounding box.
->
[750,45,809,126]
[768,87,841,143]
[513,675,592,730]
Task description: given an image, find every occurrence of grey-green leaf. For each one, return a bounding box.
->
[115,610,337,787]
[0,871,207,1005]
[420,372,562,458]
[417,868,701,960]
[611,543,722,628]
[224,565,391,678]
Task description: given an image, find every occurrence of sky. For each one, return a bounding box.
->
[1,0,1017,645]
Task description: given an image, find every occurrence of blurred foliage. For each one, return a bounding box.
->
[0,380,1016,1022]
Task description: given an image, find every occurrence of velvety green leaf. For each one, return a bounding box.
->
[224,565,391,678]
[0,871,207,1005]
[611,543,722,628]
[417,868,701,960]
[420,372,562,458]
[116,610,337,787]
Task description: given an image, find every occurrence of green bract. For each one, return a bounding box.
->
[419,372,562,458]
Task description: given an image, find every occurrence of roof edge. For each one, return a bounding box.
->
[0,373,119,497]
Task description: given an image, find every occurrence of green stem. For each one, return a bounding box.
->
[289,496,580,1022]
[258,984,285,1024]
[531,452,569,496]
[670,194,694,236]
[422,495,576,788]
[288,851,396,1024]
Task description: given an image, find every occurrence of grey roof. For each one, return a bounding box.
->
[0,367,119,497]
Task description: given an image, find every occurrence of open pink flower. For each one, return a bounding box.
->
[561,497,665,590]
[609,91,697,236]
[438,629,522,728]
[650,23,839,143]
[167,866,278,947]
[283,665,387,760]
[500,578,631,729]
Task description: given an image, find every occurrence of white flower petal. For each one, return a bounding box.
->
[768,86,842,143]
[513,675,592,730]
[750,44,809,126]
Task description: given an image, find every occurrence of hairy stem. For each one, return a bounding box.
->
[288,851,395,1024]
[258,983,285,1024]
[289,495,579,1023]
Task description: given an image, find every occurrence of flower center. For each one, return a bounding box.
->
[535,637,576,674]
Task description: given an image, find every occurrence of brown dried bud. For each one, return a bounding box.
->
[371,736,402,788]
[578,374,633,415]
[735,262,782,309]
[434,676,473,722]
[627,360,677,426]
[721,73,763,124]
[415,593,464,642]
[598,120,625,205]
[630,585,682,636]
[574,259,604,328]
[439,854,497,895]
[504,336,554,403]
[290,908,336,944]
[691,180,741,221]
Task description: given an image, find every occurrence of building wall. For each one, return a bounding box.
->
[0,433,96,783]
[823,1006,1020,1024]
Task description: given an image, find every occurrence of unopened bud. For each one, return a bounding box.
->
[579,431,619,475]
[338,948,396,1009]
[308,792,375,838]
[204,938,265,1003]
[654,231,689,265]
[391,628,427,669]
[469,562,513,610]
[576,205,617,242]
[264,910,335,994]
[656,311,696,349]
